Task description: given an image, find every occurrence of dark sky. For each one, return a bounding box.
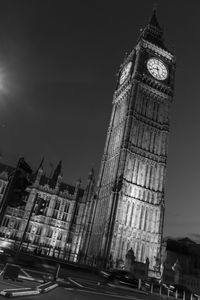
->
[0,0,199,241]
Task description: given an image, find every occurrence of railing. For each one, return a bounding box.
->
[141,281,200,300]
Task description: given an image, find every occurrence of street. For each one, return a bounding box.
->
[0,264,164,300]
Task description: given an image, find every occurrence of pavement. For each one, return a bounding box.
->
[0,263,59,298]
[0,261,185,300]
[0,266,163,300]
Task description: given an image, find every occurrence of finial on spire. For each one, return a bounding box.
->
[50,160,62,188]
[39,157,44,169]
[76,177,82,185]
[35,157,44,174]
[149,5,161,30]
[153,2,158,12]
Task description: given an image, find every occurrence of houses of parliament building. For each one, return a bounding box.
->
[0,10,175,271]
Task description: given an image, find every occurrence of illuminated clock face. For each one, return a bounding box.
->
[120,62,132,84]
[147,58,168,81]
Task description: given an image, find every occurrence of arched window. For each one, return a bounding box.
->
[125,202,130,226]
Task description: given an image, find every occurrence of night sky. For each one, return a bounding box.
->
[0,0,199,241]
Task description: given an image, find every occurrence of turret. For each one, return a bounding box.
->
[55,173,62,191]
[50,160,62,189]
[84,168,95,200]
[74,178,81,197]
[34,157,44,186]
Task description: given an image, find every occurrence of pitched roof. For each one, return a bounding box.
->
[149,9,162,30]
[138,10,166,50]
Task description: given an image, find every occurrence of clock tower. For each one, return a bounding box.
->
[88,10,175,269]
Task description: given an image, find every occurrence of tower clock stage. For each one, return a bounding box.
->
[88,10,176,270]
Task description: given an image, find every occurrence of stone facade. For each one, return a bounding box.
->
[88,11,176,269]
[0,162,95,262]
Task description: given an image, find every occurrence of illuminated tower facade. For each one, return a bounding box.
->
[88,11,176,269]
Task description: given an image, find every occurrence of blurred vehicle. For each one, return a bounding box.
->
[99,270,110,279]
[105,269,140,288]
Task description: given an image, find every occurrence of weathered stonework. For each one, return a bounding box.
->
[88,11,175,269]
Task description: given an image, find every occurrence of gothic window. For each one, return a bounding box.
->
[142,190,146,201]
[138,189,142,200]
[144,165,149,188]
[156,210,160,232]
[136,162,141,185]
[133,122,139,146]
[139,206,144,229]
[36,227,42,235]
[64,203,70,213]
[130,159,135,184]
[129,203,135,227]
[14,221,20,230]
[121,240,124,257]
[137,125,143,148]
[54,199,60,210]
[2,217,9,227]
[142,163,146,186]
[142,97,147,116]
[147,99,154,119]
[146,192,150,203]
[158,103,164,123]
[113,103,121,127]
[149,166,153,189]
[162,133,168,156]
[153,102,158,121]
[11,231,17,239]
[125,202,130,226]
[136,242,140,260]
[153,132,157,154]
[146,99,150,118]
[46,196,51,207]
[52,210,58,219]
[34,236,40,245]
[158,166,164,192]
[136,94,141,113]
[57,230,62,240]
[135,205,140,228]
[149,130,154,152]
[127,240,130,252]
[46,228,53,238]
[144,209,148,231]
[148,209,153,232]
[139,92,144,113]
[152,210,157,233]
[132,160,137,184]
[165,103,169,123]
[141,244,145,262]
